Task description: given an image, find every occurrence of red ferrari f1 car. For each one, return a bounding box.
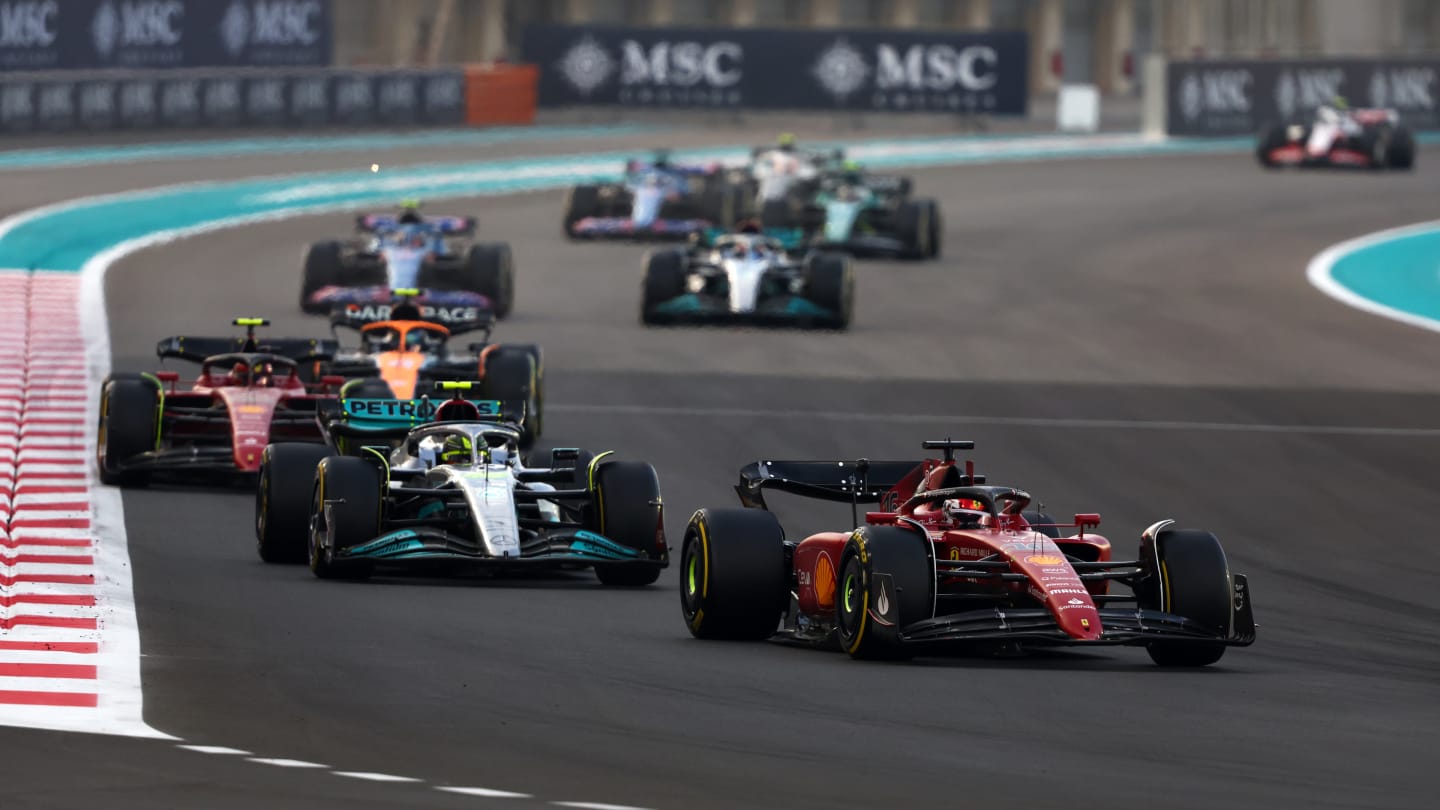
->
[96,318,342,486]
[680,440,1255,666]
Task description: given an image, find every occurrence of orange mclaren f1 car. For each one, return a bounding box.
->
[323,292,544,445]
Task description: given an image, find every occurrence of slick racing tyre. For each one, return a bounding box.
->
[1387,125,1416,169]
[341,377,397,399]
[1255,123,1288,168]
[96,374,159,488]
[640,250,687,325]
[1137,527,1233,667]
[896,199,939,259]
[591,460,666,587]
[256,443,331,563]
[308,457,381,580]
[1022,511,1062,539]
[804,252,854,330]
[564,185,602,237]
[461,243,515,319]
[492,343,545,437]
[479,350,538,448]
[680,508,787,639]
[836,526,933,660]
[300,241,346,314]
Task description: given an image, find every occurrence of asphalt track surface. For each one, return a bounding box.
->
[6,136,1440,809]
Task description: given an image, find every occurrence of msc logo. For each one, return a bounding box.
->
[0,0,57,47]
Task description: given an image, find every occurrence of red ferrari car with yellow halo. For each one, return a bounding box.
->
[680,439,1255,666]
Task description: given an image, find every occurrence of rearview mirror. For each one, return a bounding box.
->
[1074,513,1101,529]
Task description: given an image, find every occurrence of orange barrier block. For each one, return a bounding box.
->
[464,63,539,126]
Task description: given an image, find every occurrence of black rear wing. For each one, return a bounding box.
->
[157,336,338,364]
[735,460,919,510]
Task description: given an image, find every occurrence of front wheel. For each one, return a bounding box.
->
[641,250,688,325]
[591,460,666,587]
[308,457,382,580]
[836,525,933,660]
[1138,527,1233,666]
[804,252,854,329]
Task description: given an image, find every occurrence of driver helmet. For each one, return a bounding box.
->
[229,362,248,384]
[944,497,987,525]
[777,132,796,152]
[405,329,435,351]
[398,199,423,224]
[439,434,472,466]
[1331,95,1349,111]
[390,300,423,321]
[653,148,673,169]
[735,218,764,235]
[252,361,275,387]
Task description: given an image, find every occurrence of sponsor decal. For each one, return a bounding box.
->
[1025,554,1063,565]
[875,577,891,617]
[813,551,836,609]
[1067,597,1084,605]
[342,302,483,324]
[343,397,501,420]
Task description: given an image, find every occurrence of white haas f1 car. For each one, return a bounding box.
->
[1257,105,1416,170]
[301,213,515,318]
[640,228,853,329]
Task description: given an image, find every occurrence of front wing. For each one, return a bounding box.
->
[1263,143,1377,168]
[646,293,841,326]
[336,526,663,570]
[886,575,1256,649]
[306,285,492,311]
[569,216,710,240]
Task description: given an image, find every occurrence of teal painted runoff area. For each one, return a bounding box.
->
[1330,228,1440,322]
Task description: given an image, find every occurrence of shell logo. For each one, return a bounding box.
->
[1026,554,1064,565]
[813,553,836,608]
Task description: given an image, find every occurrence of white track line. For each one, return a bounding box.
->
[547,403,1440,437]
[245,757,330,768]
[330,771,424,783]
[1306,219,1440,334]
[176,744,253,755]
[436,786,534,799]
[552,803,658,810]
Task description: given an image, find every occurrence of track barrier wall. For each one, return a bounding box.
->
[0,64,538,133]
[1163,57,1440,136]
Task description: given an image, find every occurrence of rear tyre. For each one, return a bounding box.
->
[836,526,933,660]
[680,508,787,639]
[591,460,665,587]
[641,250,688,325]
[804,252,854,330]
[301,241,345,314]
[1138,528,1233,667]
[564,185,602,237]
[494,343,544,437]
[479,350,538,448]
[341,377,397,399]
[256,443,331,563]
[96,375,158,487]
[462,243,515,319]
[760,199,792,229]
[1255,123,1288,168]
[308,457,381,580]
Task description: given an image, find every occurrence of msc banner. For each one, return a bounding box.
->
[0,68,465,132]
[522,24,1028,115]
[1168,58,1440,136]
[0,0,332,71]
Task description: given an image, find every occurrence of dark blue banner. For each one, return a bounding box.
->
[521,24,1028,115]
[0,68,465,133]
[0,0,332,71]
